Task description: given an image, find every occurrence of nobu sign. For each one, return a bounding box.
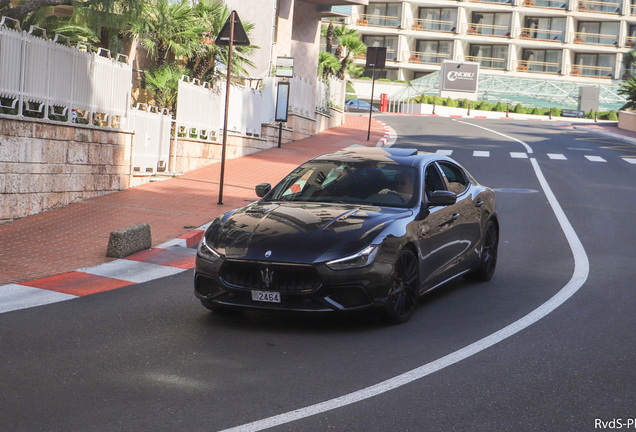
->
[441,61,480,92]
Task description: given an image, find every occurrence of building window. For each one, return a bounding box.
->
[573,53,615,77]
[417,8,457,32]
[520,49,562,73]
[364,3,401,27]
[522,17,566,42]
[470,12,511,37]
[469,45,508,69]
[413,40,453,64]
[576,21,619,45]
[414,71,433,80]
[363,36,398,61]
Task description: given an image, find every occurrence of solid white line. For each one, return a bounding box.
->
[218,125,589,432]
[547,153,567,160]
[584,155,607,162]
[0,284,76,314]
[455,120,534,154]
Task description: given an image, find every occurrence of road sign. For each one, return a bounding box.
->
[365,47,386,69]
[215,12,250,46]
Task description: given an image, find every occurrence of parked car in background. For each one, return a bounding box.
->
[194,147,498,324]
[344,99,379,113]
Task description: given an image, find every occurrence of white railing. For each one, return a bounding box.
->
[315,75,344,114]
[0,18,131,127]
[128,105,172,173]
[290,76,314,117]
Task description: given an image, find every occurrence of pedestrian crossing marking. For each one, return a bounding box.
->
[510,152,528,159]
[473,151,490,157]
[436,150,453,156]
[547,154,567,160]
[584,155,607,162]
[622,158,636,164]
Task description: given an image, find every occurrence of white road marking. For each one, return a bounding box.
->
[547,153,567,160]
[455,120,534,154]
[584,155,607,162]
[436,150,453,156]
[219,122,590,432]
[0,284,76,314]
[510,152,528,159]
[473,151,490,157]
[79,260,186,283]
[623,158,636,164]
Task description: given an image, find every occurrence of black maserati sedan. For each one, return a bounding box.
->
[194,147,498,323]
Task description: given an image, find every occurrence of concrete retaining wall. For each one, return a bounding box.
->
[0,116,134,223]
[618,110,636,132]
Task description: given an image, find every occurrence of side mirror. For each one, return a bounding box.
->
[428,190,457,207]
[255,183,271,198]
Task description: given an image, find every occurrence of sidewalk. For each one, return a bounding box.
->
[0,115,388,288]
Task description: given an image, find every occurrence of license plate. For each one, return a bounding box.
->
[251,290,281,303]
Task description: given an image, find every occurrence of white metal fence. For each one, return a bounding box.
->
[289,76,314,117]
[128,105,172,173]
[315,75,344,114]
[0,18,131,127]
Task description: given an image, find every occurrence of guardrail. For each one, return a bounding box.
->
[572,31,618,46]
[464,23,511,38]
[518,27,565,42]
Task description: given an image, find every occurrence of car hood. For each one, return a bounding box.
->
[209,202,412,263]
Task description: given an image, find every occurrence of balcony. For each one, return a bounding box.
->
[354,48,398,62]
[572,31,618,46]
[518,27,565,42]
[516,60,562,74]
[525,0,568,9]
[576,0,621,13]
[403,51,452,65]
[407,18,456,33]
[468,0,513,5]
[462,55,507,70]
[464,23,511,38]
[626,35,636,48]
[355,14,400,28]
[569,64,614,78]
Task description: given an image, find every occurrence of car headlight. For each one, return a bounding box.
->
[197,236,222,262]
[326,245,379,271]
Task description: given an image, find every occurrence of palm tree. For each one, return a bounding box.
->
[130,0,204,67]
[619,75,636,110]
[319,51,340,78]
[336,33,366,80]
[332,24,359,59]
[188,0,256,81]
[143,63,186,112]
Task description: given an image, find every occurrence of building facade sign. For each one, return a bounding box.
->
[441,61,480,93]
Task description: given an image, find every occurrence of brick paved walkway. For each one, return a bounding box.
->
[0,115,385,286]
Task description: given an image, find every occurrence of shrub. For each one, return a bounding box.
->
[444,97,458,107]
[608,110,618,120]
[358,77,372,80]
[377,78,391,82]
[585,109,595,119]
[552,107,562,117]
[531,107,542,115]
[458,99,469,109]
[493,102,506,112]
[476,101,492,111]
[514,103,526,114]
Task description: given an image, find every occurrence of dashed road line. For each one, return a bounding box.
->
[473,151,490,157]
[547,153,568,160]
[510,152,528,159]
[584,155,607,162]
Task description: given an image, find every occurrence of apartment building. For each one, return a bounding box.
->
[345,0,636,84]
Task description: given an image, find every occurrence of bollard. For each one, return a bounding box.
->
[432,101,436,115]
[549,107,553,120]
[506,105,509,118]
[594,110,598,123]
[468,102,471,116]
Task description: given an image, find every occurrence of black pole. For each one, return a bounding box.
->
[278,122,282,148]
[367,63,377,141]
[218,11,236,205]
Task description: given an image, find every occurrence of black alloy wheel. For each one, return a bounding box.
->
[386,249,420,324]
[475,220,498,281]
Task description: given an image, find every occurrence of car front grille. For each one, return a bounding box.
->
[220,261,322,293]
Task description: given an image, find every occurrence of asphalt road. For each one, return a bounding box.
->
[1,117,635,432]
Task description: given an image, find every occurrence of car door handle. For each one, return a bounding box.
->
[475,200,484,208]
[451,213,460,221]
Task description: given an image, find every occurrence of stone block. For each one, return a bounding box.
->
[43,139,67,164]
[7,120,33,138]
[99,144,114,165]
[106,223,152,258]
[74,127,94,143]
[67,141,89,164]
[0,136,21,163]
[88,144,101,164]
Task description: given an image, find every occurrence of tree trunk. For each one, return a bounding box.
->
[325,22,334,54]
[338,56,348,80]
[192,56,211,80]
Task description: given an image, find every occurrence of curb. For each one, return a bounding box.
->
[573,126,636,146]
[375,120,391,146]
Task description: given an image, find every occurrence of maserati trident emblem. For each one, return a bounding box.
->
[265,251,272,257]
[261,266,274,288]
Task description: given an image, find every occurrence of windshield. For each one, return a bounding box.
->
[265,160,419,207]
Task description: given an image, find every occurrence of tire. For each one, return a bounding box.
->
[385,249,420,324]
[473,219,498,282]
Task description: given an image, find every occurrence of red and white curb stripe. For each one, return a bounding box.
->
[0,224,210,315]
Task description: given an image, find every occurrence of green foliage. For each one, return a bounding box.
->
[358,77,372,80]
[513,103,525,114]
[377,78,391,82]
[493,102,506,112]
[619,75,636,110]
[531,107,542,115]
[143,62,188,113]
[394,80,407,83]
[608,110,618,120]
[319,51,340,78]
[443,97,457,107]
[585,109,595,119]
[476,101,492,111]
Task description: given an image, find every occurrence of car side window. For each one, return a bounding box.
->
[424,164,446,200]
[438,162,468,195]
